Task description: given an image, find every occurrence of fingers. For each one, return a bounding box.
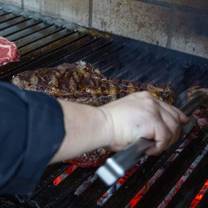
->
[147,102,183,155]
[160,109,181,147]
[158,101,187,146]
[146,119,172,155]
[105,91,188,156]
[173,106,189,123]
[158,101,189,124]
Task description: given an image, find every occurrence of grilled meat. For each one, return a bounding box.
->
[187,86,208,129]
[12,62,175,167]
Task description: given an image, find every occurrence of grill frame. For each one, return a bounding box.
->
[1,5,208,208]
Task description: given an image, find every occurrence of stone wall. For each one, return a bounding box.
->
[0,0,208,58]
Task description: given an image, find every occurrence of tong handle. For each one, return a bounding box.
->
[111,138,154,172]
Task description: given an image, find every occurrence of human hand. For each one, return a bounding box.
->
[100,91,188,155]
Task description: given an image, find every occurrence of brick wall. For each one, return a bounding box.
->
[0,0,208,58]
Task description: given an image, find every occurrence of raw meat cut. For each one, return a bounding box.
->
[0,36,19,66]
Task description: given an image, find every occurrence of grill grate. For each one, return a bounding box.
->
[1,6,208,208]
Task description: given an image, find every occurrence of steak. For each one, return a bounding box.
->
[0,37,19,66]
[12,62,176,168]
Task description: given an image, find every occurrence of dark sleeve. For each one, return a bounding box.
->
[0,82,65,195]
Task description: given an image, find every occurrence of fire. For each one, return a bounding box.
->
[190,179,208,208]
[53,165,77,186]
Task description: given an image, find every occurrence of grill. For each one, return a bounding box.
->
[1,6,208,208]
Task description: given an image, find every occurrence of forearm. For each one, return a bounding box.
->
[51,100,112,163]
[51,91,187,163]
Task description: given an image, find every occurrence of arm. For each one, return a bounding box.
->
[0,82,187,195]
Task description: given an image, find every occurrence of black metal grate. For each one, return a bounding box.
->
[1,6,208,208]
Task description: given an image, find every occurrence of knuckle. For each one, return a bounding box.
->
[142,91,152,98]
[175,113,181,122]
[145,97,156,107]
[172,109,181,120]
[173,122,180,131]
[162,128,172,139]
[157,142,166,152]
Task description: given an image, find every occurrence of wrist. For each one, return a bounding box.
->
[98,106,114,148]
[52,100,113,163]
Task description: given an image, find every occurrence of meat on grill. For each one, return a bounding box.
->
[12,62,176,168]
[187,86,208,129]
[0,37,19,66]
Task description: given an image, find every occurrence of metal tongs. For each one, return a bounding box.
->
[96,91,208,186]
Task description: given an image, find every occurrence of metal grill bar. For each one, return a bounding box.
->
[0,19,41,37]
[0,16,30,30]
[16,25,62,48]
[0,13,19,23]
[0,32,88,77]
[6,22,51,41]
[0,10,8,16]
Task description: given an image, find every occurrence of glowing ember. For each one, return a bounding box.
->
[158,144,208,208]
[53,165,77,186]
[190,179,208,208]
[97,156,148,207]
[97,163,141,207]
[126,139,191,208]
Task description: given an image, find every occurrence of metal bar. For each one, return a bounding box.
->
[74,174,98,196]
[16,25,61,48]
[19,29,71,55]
[0,16,30,31]
[0,13,19,23]
[125,139,191,208]
[32,168,94,208]
[79,39,112,63]
[26,34,93,62]
[88,44,124,66]
[84,42,120,63]
[54,38,112,64]
[0,10,9,16]
[106,53,152,79]
[114,52,154,79]
[7,22,51,41]
[163,154,208,208]
[100,48,143,78]
[47,36,109,65]
[0,19,41,37]
[0,33,90,77]
[158,144,208,208]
